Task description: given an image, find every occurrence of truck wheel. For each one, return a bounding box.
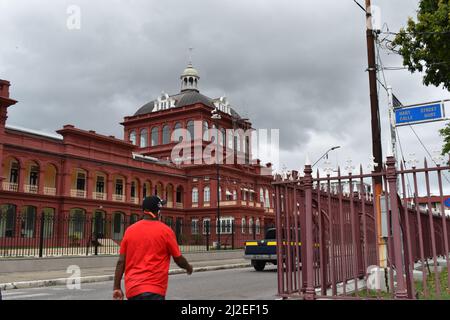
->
[253,261,266,271]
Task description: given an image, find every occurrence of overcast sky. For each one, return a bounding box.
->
[1,0,449,180]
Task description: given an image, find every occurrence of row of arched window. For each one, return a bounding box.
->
[191,186,271,206]
[129,121,248,151]
[191,186,239,203]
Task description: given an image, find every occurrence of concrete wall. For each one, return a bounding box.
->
[0,250,244,273]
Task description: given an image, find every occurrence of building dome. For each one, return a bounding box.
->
[181,63,199,78]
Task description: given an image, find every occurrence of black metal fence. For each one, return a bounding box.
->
[0,211,269,258]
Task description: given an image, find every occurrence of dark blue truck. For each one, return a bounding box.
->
[244,228,277,271]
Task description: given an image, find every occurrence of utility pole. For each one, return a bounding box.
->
[365,0,386,269]
[387,85,399,164]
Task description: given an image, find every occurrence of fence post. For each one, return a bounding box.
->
[252,222,255,240]
[206,223,210,252]
[386,156,408,299]
[38,211,45,258]
[232,220,235,250]
[303,161,316,300]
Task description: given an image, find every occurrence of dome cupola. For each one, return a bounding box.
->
[180,63,200,92]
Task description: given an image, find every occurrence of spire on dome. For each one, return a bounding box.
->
[180,48,200,92]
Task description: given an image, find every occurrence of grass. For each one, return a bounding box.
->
[415,268,450,300]
[351,269,450,300]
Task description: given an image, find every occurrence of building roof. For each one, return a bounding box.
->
[5,124,63,141]
[134,90,242,119]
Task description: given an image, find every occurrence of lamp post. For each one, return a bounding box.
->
[211,109,222,250]
[312,146,341,168]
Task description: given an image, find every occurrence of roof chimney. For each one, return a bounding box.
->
[0,80,11,98]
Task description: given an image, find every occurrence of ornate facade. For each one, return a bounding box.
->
[0,65,275,245]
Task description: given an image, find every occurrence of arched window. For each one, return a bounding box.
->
[69,208,85,240]
[192,188,199,204]
[130,130,137,145]
[204,186,210,202]
[187,120,194,141]
[162,125,170,145]
[203,121,209,141]
[0,204,16,238]
[241,218,246,234]
[265,189,270,208]
[176,186,183,204]
[226,189,232,201]
[256,219,261,235]
[227,130,233,149]
[220,128,226,146]
[140,129,148,147]
[248,217,253,234]
[173,122,183,142]
[151,127,159,146]
[233,190,237,201]
[260,188,264,203]
[21,206,36,238]
[112,212,125,240]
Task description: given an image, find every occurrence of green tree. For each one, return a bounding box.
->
[392,0,450,90]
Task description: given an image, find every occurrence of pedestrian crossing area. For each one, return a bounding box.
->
[2,287,97,300]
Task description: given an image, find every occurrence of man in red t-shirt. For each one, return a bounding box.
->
[113,196,193,300]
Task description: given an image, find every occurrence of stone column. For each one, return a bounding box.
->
[107,177,114,202]
[18,166,26,193]
[86,171,94,199]
[38,169,45,194]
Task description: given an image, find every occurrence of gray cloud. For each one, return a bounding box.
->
[1,0,448,172]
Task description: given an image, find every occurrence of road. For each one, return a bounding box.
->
[1,266,278,300]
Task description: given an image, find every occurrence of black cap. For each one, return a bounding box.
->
[142,196,167,214]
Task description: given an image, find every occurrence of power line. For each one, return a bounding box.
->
[381,31,450,36]
[352,0,366,13]
[396,127,413,198]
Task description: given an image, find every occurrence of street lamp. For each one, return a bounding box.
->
[211,109,222,250]
[312,146,341,168]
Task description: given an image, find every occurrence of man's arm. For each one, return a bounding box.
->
[173,255,193,275]
[113,254,126,300]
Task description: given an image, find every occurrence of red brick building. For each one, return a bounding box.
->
[0,64,275,250]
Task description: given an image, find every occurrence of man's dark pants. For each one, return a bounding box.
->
[128,292,165,300]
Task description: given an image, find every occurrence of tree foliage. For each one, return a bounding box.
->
[392,0,450,90]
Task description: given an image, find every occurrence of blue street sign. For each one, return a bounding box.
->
[445,198,450,208]
[395,102,444,126]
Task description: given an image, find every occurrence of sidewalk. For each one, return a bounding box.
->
[0,253,250,291]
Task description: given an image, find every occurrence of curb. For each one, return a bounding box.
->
[0,262,251,291]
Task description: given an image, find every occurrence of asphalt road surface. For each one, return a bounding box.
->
[2,266,278,300]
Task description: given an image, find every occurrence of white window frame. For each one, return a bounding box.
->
[241,218,246,234]
[204,186,210,202]
[192,187,199,204]
[216,216,234,235]
[202,218,211,235]
[248,217,254,234]
[265,189,270,208]
[191,219,199,235]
